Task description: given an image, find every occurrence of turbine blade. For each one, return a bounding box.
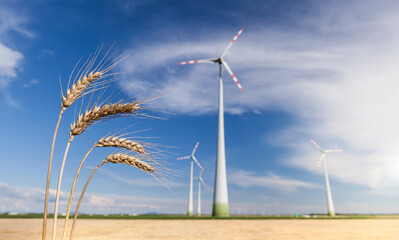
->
[177,58,216,65]
[192,156,202,169]
[317,153,324,168]
[176,156,190,160]
[221,28,244,58]
[222,61,243,92]
[199,176,206,185]
[325,149,342,153]
[192,142,199,155]
[199,167,204,177]
[310,139,324,152]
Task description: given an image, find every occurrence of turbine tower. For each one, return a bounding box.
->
[178,28,244,217]
[196,167,205,216]
[310,139,342,217]
[177,142,201,216]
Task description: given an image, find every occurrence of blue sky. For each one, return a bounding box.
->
[1,0,399,215]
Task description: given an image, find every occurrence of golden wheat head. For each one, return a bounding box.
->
[70,102,141,137]
[104,153,154,172]
[97,136,146,154]
[61,71,103,110]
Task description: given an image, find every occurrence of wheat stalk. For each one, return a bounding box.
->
[69,154,154,240]
[43,54,114,240]
[53,101,143,240]
[62,136,147,240]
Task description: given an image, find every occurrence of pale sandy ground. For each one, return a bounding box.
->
[1,218,399,240]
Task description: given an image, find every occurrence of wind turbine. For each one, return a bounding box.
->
[310,139,342,217]
[177,142,201,216]
[178,28,245,217]
[196,167,206,216]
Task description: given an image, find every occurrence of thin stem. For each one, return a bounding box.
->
[62,144,97,240]
[42,109,64,240]
[52,136,74,240]
[70,162,105,240]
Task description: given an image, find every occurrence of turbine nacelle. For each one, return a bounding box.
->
[310,139,342,167]
[177,142,203,169]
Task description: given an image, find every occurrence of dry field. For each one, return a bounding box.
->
[1,218,398,240]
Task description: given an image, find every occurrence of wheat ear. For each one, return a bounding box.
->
[61,72,103,110]
[70,102,141,136]
[53,101,142,240]
[97,136,146,153]
[70,154,154,240]
[62,136,147,240]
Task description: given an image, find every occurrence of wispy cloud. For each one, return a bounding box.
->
[23,79,39,88]
[229,170,317,191]
[79,193,186,214]
[85,195,161,210]
[98,168,175,187]
[2,90,20,108]
[0,7,35,38]
[114,0,149,15]
[37,49,54,60]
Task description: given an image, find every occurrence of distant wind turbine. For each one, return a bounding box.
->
[195,167,205,216]
[310,139,342,217]
[178,28,245,217]
[177,142,201,216]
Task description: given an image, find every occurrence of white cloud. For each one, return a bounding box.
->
[0,5,32,106]
[229,170,317,192]
[85,195,116,208]
[0,42,23,107]
[0,181,184,214]
[119,1,399,190]
[0,182,69,213]
[0,43,23,80]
